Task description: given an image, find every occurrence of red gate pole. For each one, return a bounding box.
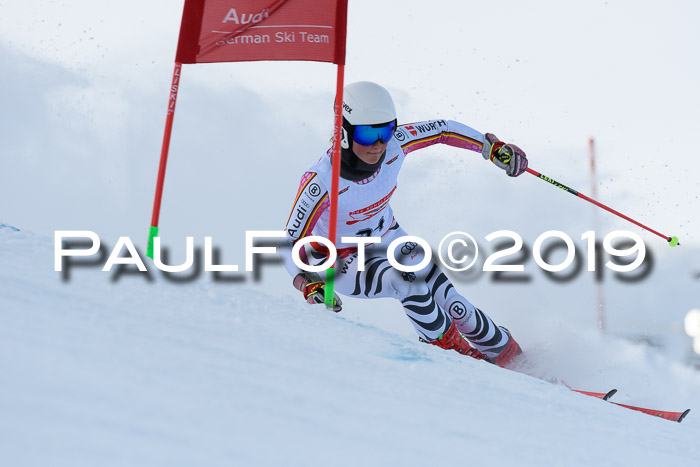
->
[324,63,345,309]
[147,62,182,259]
[589,138,606,332]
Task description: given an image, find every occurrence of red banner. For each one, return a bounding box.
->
[175,0,348,64]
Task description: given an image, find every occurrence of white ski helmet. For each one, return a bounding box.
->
[342,81,396,126]
[341,81,397,150]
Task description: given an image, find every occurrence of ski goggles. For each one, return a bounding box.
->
[352,120,397,146]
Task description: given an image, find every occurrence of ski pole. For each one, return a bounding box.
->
[525,167,679,247]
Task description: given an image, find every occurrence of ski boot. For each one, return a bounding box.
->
[430,321,489,360]
[490,327,523,368]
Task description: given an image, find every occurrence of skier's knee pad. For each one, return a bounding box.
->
[386,241,435,299]
[388,267,429,299]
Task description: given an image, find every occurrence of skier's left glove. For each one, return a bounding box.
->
[293,272,342,312]
[482,133,528,177]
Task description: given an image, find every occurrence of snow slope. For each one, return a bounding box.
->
[2,226,700,467]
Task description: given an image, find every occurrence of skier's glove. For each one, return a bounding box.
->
[293,272,342,312]
[482,133,528,177]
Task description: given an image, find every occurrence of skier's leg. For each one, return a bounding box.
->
[333,244,451,342]
[424,263,521,363]
[330,228,480,355]
[334,250,489,358]
[331,226,521,364]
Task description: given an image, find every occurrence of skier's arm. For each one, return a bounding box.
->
[280,171,329,277]
[279,172,342,312]
[397,119,484,156]
[397,119,528,177]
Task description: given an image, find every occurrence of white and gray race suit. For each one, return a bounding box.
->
[280,119,510,356]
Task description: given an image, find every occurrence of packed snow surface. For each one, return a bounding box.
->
[1,227,699,467]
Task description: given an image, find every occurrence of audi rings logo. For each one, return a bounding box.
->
[400,242,417,255]
[308,183,321,197]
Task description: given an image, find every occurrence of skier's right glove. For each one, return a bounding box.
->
[482,133,528,177]
[293,272,342,312]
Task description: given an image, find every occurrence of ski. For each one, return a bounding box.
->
[608,402,691,423]
[572,388,690,423]
[449,340,692,423]
[571,388,617,401]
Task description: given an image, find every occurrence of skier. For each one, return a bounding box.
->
[280,81,527,366]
